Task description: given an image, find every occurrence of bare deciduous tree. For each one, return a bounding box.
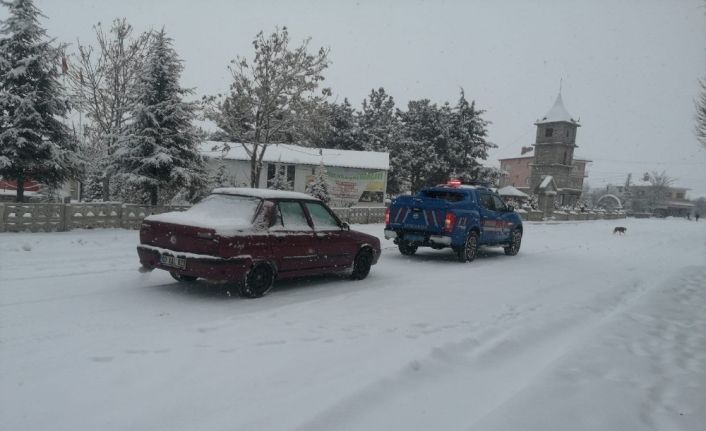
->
[645,170,674,212]
[696,79,706,149]
[66,18,151,200]
[203,27,329,187]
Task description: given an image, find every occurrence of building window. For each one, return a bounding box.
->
[676,192,684,199]
[545,127,553,137]
[267,163,295,190]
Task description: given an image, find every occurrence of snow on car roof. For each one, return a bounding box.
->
[212,187,319,201]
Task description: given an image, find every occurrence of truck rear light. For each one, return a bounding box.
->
[385,208,390,225]
[444,213,456,232]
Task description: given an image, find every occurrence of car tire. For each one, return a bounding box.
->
[456,231,478,263]
[504,229,522,256]
[350,248,374,280]
[240,263,275,298]
[170,272,198,282]
[398,241,418,256]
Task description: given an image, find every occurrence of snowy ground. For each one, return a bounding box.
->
[1,218,705,431]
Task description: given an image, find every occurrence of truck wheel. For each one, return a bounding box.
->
[504,229,522,256]
[240,263,275,298]
[170,272,198,282]
[351,248,373,280]
[398,241,418,256]
[456,231,478,262]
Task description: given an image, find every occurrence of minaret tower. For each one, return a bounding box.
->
[529,89,581,206]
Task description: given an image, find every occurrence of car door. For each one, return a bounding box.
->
[304,201,356,269]
[478,192,500,243]
[268,200,319,273]
[492,195,514,243]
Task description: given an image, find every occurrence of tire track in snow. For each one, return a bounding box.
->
[291,276,653,431]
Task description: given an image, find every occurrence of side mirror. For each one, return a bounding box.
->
[506,205,515,212]
[341,222,350,231]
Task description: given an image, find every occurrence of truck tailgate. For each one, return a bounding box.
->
[388,196,448,234]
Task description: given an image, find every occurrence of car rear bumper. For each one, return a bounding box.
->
[137,245,252,281]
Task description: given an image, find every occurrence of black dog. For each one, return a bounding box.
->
[613,227,627,235]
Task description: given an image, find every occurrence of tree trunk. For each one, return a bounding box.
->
[150,186,158,206]
[15,175,25,203]
[102,175,111,201]
[250,155,258,188]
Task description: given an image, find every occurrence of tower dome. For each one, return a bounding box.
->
[535,92,579,125]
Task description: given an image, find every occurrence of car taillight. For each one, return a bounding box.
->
[444,213,456,232]
[385,208,390,225]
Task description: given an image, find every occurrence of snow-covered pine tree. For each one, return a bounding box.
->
[321,98,360,150]
[358,87,403,191]
[396,99,448,192]
[110,29,205,205]
[359,88,398,153]
[0,0,84,202]
[448,89,495,182]
[307,160,330,203]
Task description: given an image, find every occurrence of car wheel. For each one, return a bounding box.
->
[504,229,522,256]
[350,248,374,280]
[398,241,418,256]
[240,263,275,298]
[170,272,198,282]
[456,231,478,262]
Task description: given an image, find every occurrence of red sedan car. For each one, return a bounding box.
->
[137,188,381,298]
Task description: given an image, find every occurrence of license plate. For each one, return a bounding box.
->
[160,254,186,269]
[404,234,425,243]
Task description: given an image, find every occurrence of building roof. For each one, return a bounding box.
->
[535,92,580,126]
[200,141,390,171]
[498,185,529,198]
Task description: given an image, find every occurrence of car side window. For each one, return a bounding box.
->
[480,193,495,211]
[305,202,340,231]
[271,201,311,231]
[492,196,507,212]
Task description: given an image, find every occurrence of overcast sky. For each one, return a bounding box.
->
[6,0,706,197]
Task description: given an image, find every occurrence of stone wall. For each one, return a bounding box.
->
[519,210,626,222]
[0,202,625,233]
[0,202,385,233]
[0,203,188,233]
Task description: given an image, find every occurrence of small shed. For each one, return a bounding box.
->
[498,185,529,200]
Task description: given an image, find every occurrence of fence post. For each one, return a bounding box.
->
[61,203,70,232]
[0,203,4,233]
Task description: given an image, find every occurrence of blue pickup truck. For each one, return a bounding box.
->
[384,181,523,262]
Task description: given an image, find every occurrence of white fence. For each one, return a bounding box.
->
[0,202,385,233]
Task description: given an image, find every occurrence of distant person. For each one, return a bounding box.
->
[697,213,700,222]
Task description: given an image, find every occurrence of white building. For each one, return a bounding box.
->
[200,142,390,207]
